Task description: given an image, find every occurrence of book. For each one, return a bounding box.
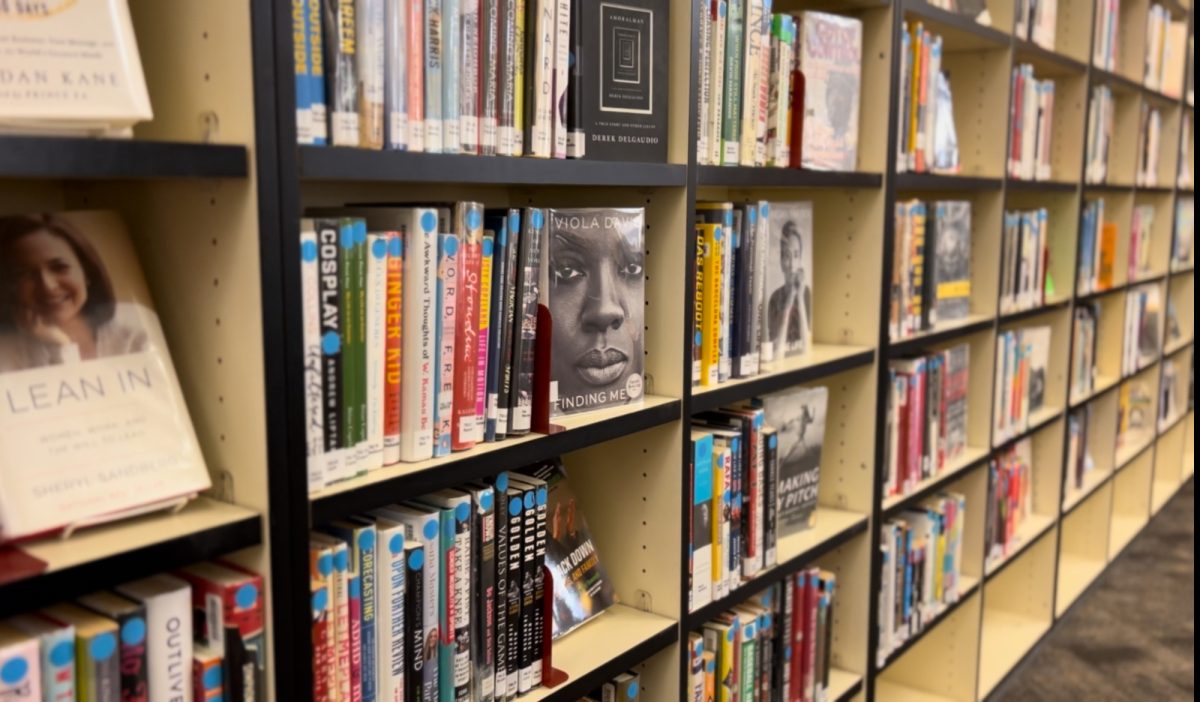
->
[930,201,972,325]
[42,603,120,702]
[691,431,716,613]
[384,0,409,149]
[543,208,647,417]
[0,624,40,700]
[324,0,361,145]
[372,515,408,701]
[402,542,425,702]
[193,643,223,702]
[508,208,544,435]
[571,0,669,161]
[358,0,386,148]
[413,491,473,701]
[6,615,69,701]
[366,231,389,471]
[327,519,379,702]
[0,211,211,541]
[434,226,460,457]
[176,562,266,702]
[796,12,862,171]
[310,539,335,700]
[763,202,814,364]
[0,0,152,135]
[464,484,497,702]
[77,592,149,702]
[453,203,484,450]
[762,385,828,536]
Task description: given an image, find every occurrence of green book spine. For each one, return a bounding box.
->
[722,0,745,165]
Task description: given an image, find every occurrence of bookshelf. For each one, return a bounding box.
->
[2,0,1192,699]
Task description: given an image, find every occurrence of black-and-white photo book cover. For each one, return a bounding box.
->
[761,385,829,536]
[762,201,814,366]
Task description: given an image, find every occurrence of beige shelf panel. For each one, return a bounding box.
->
[16,496,257,577]
[1005,190,1081,312]
[1166,275,1194,350]
[977,610,1050,697]
[984,513,1057,577]
[778,508,871,568]
[520,604,676,702]
[312,395,677,502]
[1115,432,1156,471]
[1062,463,1113,512]
[879,588,982,702]
[1057,480,1113,617]
[692,343,875,400]
[1108,514,1147,558]
[1071,373,1120,406]
[820,533,874,681]
[875,680,960,702]
[882,446,989,512]
[1055,552,1106,617]
[828,669,863,702]
[1151,412,1190,513]
[893,313,996,347]
[1055,0,1095,63]
[979,524,1056,696]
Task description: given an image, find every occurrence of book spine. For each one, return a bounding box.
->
[384,231,404,465]
[738,0,762,166]
[524,0,553,156]
[498,0,517,154]
[484,216,508,441]
[317,220,344,465]
[719,213,734,383]
[450,508,473,700]
[460,0,481,153]
[516,490,537,694]
[492,480,510,700]
[497,211,522,441]
[691,435,715,611]
[454,204,483,450]
[477,232,494,442]
[385,0,409,149]
[194,650,223,702]
[425,0,445,151]
[530,485,547,685]
[509,209,544,435]
[551,0,570,158]
[324,0,361,145]
[114,606,149,702]
[308,0,329,144]
[513,0,527,155]
[360,528,379,702]
[359,0,386,147]
[709,0,727,167]
[302,222,328,491]
[379,528,407,702]
[473,491,497,702]
[349,574,364,701]
[504,489,523,700]
[366,232,388,471]
[403,544,425,702]
[408,0,426,150]
[338,220,358,479]
[443,0,462,151]
[722,0,744,164]
[435,229,460,457]
[697,0,712,164]
[333,543,353,701]
[763,427,778,567]
[692,222,704,386]
[353,220,370,476]
[565,0,585,157]
[712,441,728,600]
[481,0,500,154]
[295,0,314,145]
[700,223,722,386]
[400,210,438,462]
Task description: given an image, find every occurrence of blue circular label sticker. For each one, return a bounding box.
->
[532,210,544,229]
[121,617,147,646]
[724,211,733,228]
[334,550,348,571]
[718,2,726,17]
[714,225,723,241]
[537,487,547,506]
[318,553,333,576]
[49,641,73,668]
[372,238,388,259]
[204,664,223,690]
[423,519,439,540]
[312,589,329,612]
[389,533,405,554]
[769,435,778,450]
[509,499,523,517]
[90,632,117,661]
[389,236,403,258]
[467,210,482,230]
[354,226,367,245]
[408,548,425,570]
[482,238,494,257]
[628,683,639,699]
[421,212,437,233]
[455,503,470,523]
[0,657,27,685]
[301,240,318,262]
[761,203,770,218]
[509,213,519,232]
[236,584,258,609]
[340,228,355,249]
[481,491,494,511]
[349,577,361,598]
[322,332,341,355]
[497,473,509,492]
[443,235,459,257]
[524,492,535,509]
[359,529,376,551]
[695,330,702,345]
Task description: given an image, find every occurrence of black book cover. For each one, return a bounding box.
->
[316,218,343,452]
[734,206,759,379]
[484,212,510,443]
[496,210,522,442]
[576,0,669,161]
[469,486,497,702]
[322,0,359,143]
[513,485,538,693]
[762,386,828,536]
[932,201,972,325]
[821,577,834,690]
[504,487,525,700]
[763,426,778,567]
[922,205,938,331]
[482,0,500,156]
[509,209,544,435]
[223,624,247,702]
[509,475,548,684]
[404,543,426,702]
[566,0,586,156]
[489,475,510,700]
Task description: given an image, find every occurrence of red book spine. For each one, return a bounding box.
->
[453,234,482,450]
[788,70,806,168]
[313,594,331,701]
[896,376,909,496]
[906,373,921,493]
[802,569,818,702]
[384,231,404,464]
[789,574,804,702]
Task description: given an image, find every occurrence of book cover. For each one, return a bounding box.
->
[366,231,389,471]
[503,485,523,699]
[487,475,511,699]
[424,0,445,152]
[43,604,119,702]
[301,221,330,491]
[384,231,404,465]
[762,202,813,364]
[551,0,571,158]
[762,385,828,535]
[314,218,346,478]
[175,561,266,702]
[372,516,407,702]
[310,539,335,700]
[932,201,972,324]
[496,211,523,443]
[295,0,314,145]
[402,542,426,702]
[7,615,73,701]
[796,12,861,171]
[722,0,744,165]
[414,492,473,701]
[0,624,40,701]
[0,211,211,542]
[465,484,497,702]
[434,229,460,457]
[524,0,554,157]
[507,475,548,686]
[476,233,494,444]
[484,212,513,442]
[698,222,723,387]
[543,208,646,417]
[358,0,386,148]
[481,0,500,154]
[192,643,222,702]
[324,0,361,145]
[308,0,329,145]
[76,592,148,702]
[460,0,482,153]
[327,519,379,702]
[385,0,409,149]
[443,0,462,152]
[574,0,669,161]
[509,209,544,435]
[453,203,483,450]
[511,483,537,694]
[690,431,715,612]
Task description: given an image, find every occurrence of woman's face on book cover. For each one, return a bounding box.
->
[549,223,644,396]
[8,229,89,328]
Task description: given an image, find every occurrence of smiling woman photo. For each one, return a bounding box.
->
[546,207,646,417]
[0,213,149,372]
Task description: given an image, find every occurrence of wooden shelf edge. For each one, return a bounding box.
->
[697,166,883,189]
[894,172,1005,191]
[882,448,990,518]
[690,347,876,414]
[1061,470,1114,516]
[0,136,248,180]
[877,579,981,672]
[984,515,1056,581]
[888,316,995,356]
[992,406,1064,452]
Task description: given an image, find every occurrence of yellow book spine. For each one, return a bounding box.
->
[701,223,723,386]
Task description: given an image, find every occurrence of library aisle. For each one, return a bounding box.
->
[994,482,1194,701]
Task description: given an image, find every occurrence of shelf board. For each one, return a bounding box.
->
[1134,184,1177,195]
[1158,410,1189,436]
[1055,553,1105,618]
[888,313,995,356]
[882,446,990,517]
[894,172,1004,191]
[523,604,677,702]
[1163,336,1194,356]
[1075,283,1128,304]
[1069,373,1120,408]
[998,297,1072,325]
[1127,271,1169,286]
[1061,467,1113,515]
[297,146,687,186]
[309,396,681,523]
[1141,85,1185,106]
[1005,177,1078,192]
[0,136,248,180]
[696,166,883,189]
[993,405,1063,451]
[901,0,1011,50]
[1083,181,1135,193]
[875,680,959,702]
[0,497,261,618]
[1114,432,1156,471]
[690,345,875,414]
[1150,477,1180,514]
[1012,39,1089,76]
[1089,66,1145,95]
[685,507,869,628]
[878,577,980,671]
[1108,513,1148,559]
[828,670,864,702]
[984,512,1056,579]
[977,610,1051,697]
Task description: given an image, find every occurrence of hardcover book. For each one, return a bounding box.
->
[541,208,646,417]
[0,624,41,700]
[931,201,972,325]
[761,385,829,536]
[763,202,814,364]
[796,12,862,171]
[0,211,211,542]
[7,615,73,701]
[574,0,669,161]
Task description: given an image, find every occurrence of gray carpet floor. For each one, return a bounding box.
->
[992,480,1195,701]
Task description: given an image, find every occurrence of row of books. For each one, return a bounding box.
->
[1015,0,1057,49]
[1128,204,1158,281]
[896,25,959,175]
[0,563,265,702]
[292,0,667,162]
[299,205,646,491]
[883,345,971,500]
[1071,302,1101,401]
[984,439,1033,570]
[1142,4,1188,96]
[692,201,814,388]
[688,387,830,612]
[1135,105,1164,187]
[1085,85,1115,185]
[1008,65,1056,182]
[1173,197,1194,270]
[689,570,838,702]
[695,6,862,171]
[1158,355,1187,430]
[1092,0,1120,72]
[1121,283,1163,376]
[582,671,642,702]
[1065,405,1095,495]
[1000,208,1052,315]
[1116,376,1155,453]
[308,460,615,702]
[1077,198,1117,295]
[889,200,973,341]
[993,325,1051,445]
[1179,115,1193,189]
[876,492,967,664]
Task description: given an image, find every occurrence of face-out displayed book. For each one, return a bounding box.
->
[543,208,646,418]
[0,0,152,136]
[761,385,828,536]
[763,202,814,366]
[0,211,210,542]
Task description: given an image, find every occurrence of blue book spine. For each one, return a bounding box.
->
[442,0,462,151]
[307,0,328,144]
[294,0,312,144]
[483,214,508,443]
[425,0,445,152]
[42,628,75,700]
[359,528,378,702]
